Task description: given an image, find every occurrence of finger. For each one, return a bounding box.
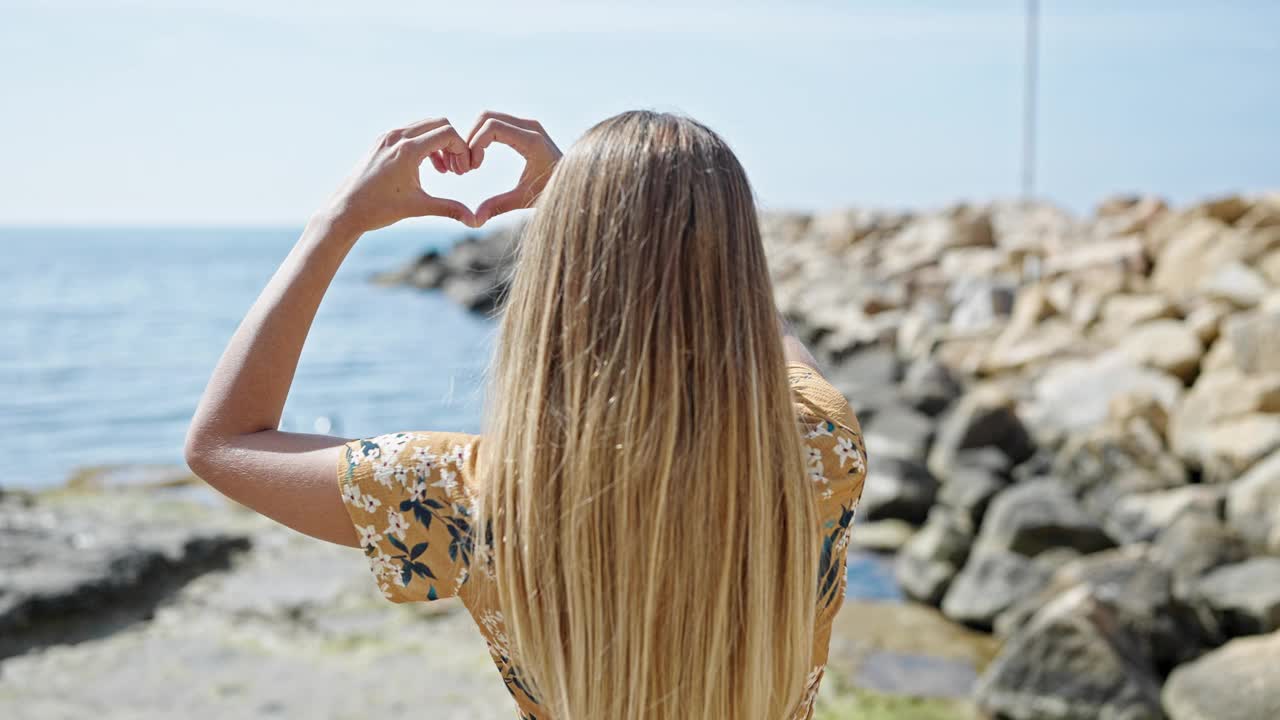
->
[475,188,527,225]
[402,124,468,160]
[429,151,448,173]
[447,153,458,174]
[468,118,543,161]
[464,110,543,144]
[413,193,476,225]
[398,116,450,139]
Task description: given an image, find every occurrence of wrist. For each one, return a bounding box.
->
[307,205,365,245]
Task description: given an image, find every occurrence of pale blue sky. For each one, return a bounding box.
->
[1,0,1276,226]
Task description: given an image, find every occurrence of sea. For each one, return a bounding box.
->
[1,225,900,600]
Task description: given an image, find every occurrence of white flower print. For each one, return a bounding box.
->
[804,447,823,472]
[361,493,382,513]
[385,509,410,536]
[805,420,833,439]
[341,483,363,507]
[433,467,458,495]
[411,446,438,469]
[373,460,397,488]
[408,480,430,503]
[834,435,862,470]
[392,464,411,487]
[356,524,381,549]
[447,443,471,467]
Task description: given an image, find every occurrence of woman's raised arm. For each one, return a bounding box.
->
[183,118,475,547]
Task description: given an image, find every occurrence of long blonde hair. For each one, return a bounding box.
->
[476,111,817,720]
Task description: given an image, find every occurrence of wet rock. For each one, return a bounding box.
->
[1192,558,1280,637]
[927,387,1034,482]
[941,549,1053,631]
[977,479,1115,558]
[859,455,937,524]
[975,586,1165,720]
[937,467,1007,525]
[1225,449,1280,553]
[1161,631,1280,720]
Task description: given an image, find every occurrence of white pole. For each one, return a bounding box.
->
[1022,0,1040,199]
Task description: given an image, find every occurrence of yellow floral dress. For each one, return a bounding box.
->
[336,360,867,719]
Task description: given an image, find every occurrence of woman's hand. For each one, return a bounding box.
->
[464,111,562,225]
[325,117,477,233]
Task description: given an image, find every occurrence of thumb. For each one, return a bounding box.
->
[475,189,526,225]
[412,193,476,226]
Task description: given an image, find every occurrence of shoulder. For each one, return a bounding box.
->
[787,361,860,434]
[788,361,867,514]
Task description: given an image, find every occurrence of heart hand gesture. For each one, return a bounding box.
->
[463,111,563,226]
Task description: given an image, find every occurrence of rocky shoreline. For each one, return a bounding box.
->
[375,193,1280,720]
[1,475,991,719]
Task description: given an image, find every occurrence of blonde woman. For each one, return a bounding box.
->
[186,110,867,720]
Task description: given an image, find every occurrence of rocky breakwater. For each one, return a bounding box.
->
[381,192,1280,720]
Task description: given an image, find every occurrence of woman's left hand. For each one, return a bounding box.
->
[324,117,477,233]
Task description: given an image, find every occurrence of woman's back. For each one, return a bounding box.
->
[337,358,866,720]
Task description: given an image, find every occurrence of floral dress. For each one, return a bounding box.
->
[336,360,867,719]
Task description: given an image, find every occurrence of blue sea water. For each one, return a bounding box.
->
[2,225,494,487]
[1,224,899,599]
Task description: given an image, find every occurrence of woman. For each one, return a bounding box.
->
[185,110,867,720]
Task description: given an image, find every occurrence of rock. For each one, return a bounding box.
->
[1115,319,1204,383]
[1149,511,1248,584]
[1197,194,1252,225]
[949,280,1016,333]
[1224,306,1280,374]
[894,508,975,605]
[937,467,1007,525]
[1226,449,1280,554]
[861,404,935,464]
[1098,293,1178,335]
[1262,249,1280,287]
[1201,262,1269,309]
[849,519,916,553]
[899,357,962,416]
[1152,217,1246,298]
[1024,353,1184,441]
[859,455,938,524]
[0,492,251,657]
[975,586,1165,720]
[1200,413,1280,483]
[1183,300,1235,346]
[441,274,507,313]
[927,387,1035,482]
[1169,369,1280,470]
[1161,631,1280,720]
[977,479,1114,557]
[1104,486,1223,545]
[941,549,1053,630]
[1193,558,1280,637]
[1042,236,1148,278]
[953,447,1015,478]
[983,319,1084,374]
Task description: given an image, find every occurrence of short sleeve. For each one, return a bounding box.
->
[788,361,868,612]
[337,430,482,603]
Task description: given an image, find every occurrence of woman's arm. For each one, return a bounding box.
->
[184,118,475,547]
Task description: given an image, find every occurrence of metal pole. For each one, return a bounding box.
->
[1022,0,1039,199]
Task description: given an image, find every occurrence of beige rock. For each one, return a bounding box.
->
[983,320,1083,375]
[1201,336,1237,373]
[1184,300,1236,346]
[1196,194,1252,224]
[1238,196,1280,230]
[1261,249,1280,287]
[1109,391,1171,439]
[1201,262,1269,309]
[1224,307,1280,374]
[1115,319,1204,383]
[1151,218,1245,297]
[1099,294,1178,334]
[1202,414,1280,482]
[1169,369,1280,467]
[1042,236,1147,277]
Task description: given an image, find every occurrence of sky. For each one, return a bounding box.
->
[1,0,1277,226]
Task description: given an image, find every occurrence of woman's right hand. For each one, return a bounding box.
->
[464,111,562,226]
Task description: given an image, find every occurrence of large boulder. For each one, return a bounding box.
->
[1149,511,1248,586]
[937,466,1008,525]
[1097,293,1178,336]
[1225,449,1280,553]
[1191,558,1280,637]
[898,356,962,417]
[975,586,1165,720]
[927,387,1035,482]
[859,455,938,524]
[1104,486,1223,546]
[1162,631,1280,720]
[1023,352,1183,441]
[1151,217,1246,298]
[1199,413,1280,484]
[977,479,1115,558]
[861,404,935,465]
[941,549,1053,630]
[1224,306,1280,375]
[1169,368,1280,473]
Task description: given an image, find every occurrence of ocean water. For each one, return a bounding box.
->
[1,225,899,599]
[2,225,495,487]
